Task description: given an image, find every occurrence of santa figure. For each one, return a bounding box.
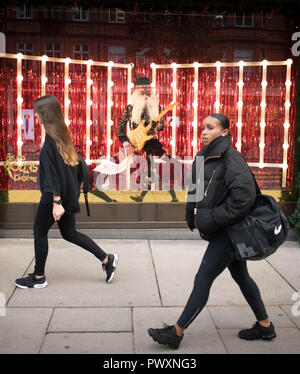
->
[117,76,166,157]
[117,76,178,202]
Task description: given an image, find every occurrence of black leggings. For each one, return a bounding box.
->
[33,198,107,276]
[177,233,268,329]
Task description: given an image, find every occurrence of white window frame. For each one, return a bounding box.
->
[72,7,89,22]
[45,42,61,58]
[234,12,254,28]
[108,8,125,23]
[17,41,33,55]
[73,43,90,60]
[16,4,33,19]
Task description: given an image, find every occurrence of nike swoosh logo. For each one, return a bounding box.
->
[274,225,282,235]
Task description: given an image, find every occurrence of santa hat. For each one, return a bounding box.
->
[135,76,151,88]
[131,64,152,92]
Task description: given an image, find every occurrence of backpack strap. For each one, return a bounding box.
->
[75,145,91,217]
[80,157,90,217]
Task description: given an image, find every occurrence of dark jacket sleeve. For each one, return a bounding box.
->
[212,150,256,228]
[41,140,62,196]
[117,106,130,144]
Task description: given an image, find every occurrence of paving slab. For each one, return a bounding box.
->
[0,239,34,300]
[133,307,227,354]
[150,240,297,306]
[207,305,296,329]
[48,307,132,332]
[219,327,300,354]
[280,305,300,329]
[8,239,160,307]
[266,241,300,291]
[150,240,207,306]
[0,307,53,354]
[40,332,134,354]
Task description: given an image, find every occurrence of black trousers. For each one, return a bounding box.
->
[177,232,268,329]
[33,195,107,275]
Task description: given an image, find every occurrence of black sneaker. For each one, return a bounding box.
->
[148,323,183,349]
[102,254,118,283]
[15,273,48,289]
[239,321,276,341]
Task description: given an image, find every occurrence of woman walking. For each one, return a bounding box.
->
[148,113,276,349]
[15,94,118,289]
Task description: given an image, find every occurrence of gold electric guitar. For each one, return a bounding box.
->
[127,101,178,152]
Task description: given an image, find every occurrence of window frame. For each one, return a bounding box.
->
[108,8,125,24]
[234,12,254,28]
[72,7,89,22]
[16,4,33,19]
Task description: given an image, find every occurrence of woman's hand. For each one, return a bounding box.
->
[185,205,196,231]
[53,203,65,221]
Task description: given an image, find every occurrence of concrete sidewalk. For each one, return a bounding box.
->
[0,236,300,354]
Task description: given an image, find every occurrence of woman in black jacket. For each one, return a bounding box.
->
[148,114,276,349]
[15,95,118,288]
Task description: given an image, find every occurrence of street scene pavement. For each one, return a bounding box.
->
[0,233,300,355]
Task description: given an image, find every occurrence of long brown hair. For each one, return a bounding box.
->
[33,94,79,166]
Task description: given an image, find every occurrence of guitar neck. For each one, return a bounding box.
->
[154,103,176,122]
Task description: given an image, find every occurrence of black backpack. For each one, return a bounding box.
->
[226,172,289,261]
[75,146,91,216]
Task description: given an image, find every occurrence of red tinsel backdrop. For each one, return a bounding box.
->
[0,57,296,191]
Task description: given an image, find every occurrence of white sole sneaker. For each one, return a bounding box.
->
[106,254,119,284]
[15,281,48,289]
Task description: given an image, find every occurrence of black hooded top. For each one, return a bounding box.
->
[186,134,256,240]
[39,134,81,214]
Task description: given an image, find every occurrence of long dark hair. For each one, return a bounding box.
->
[33,95,79,166]
[210,113,230,130]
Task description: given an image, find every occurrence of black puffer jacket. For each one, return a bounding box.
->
[185,134,256,240]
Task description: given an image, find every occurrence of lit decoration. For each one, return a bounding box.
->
[282,59,293,187]
[40,55,48,142]
[86,59,92,162]
[16,53,23,163]
[64,57,71,127]
[171,62,177,157]
[192,63,199,157]
[106,61,113,158]
[0,53,296,191]
[214,61,221,113]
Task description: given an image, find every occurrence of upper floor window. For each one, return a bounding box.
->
[72,7,89,22]
[45,42,61,58]
[220,47,227,62]
[73,43,90,60]
[234,12,254,27]
[108,45,125,63]
[215,14,226,27]
[109,8,125,23]
[234,48,253,76]
[17,41,33,55]
[43,6,60,19]
[16,4,32,19]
